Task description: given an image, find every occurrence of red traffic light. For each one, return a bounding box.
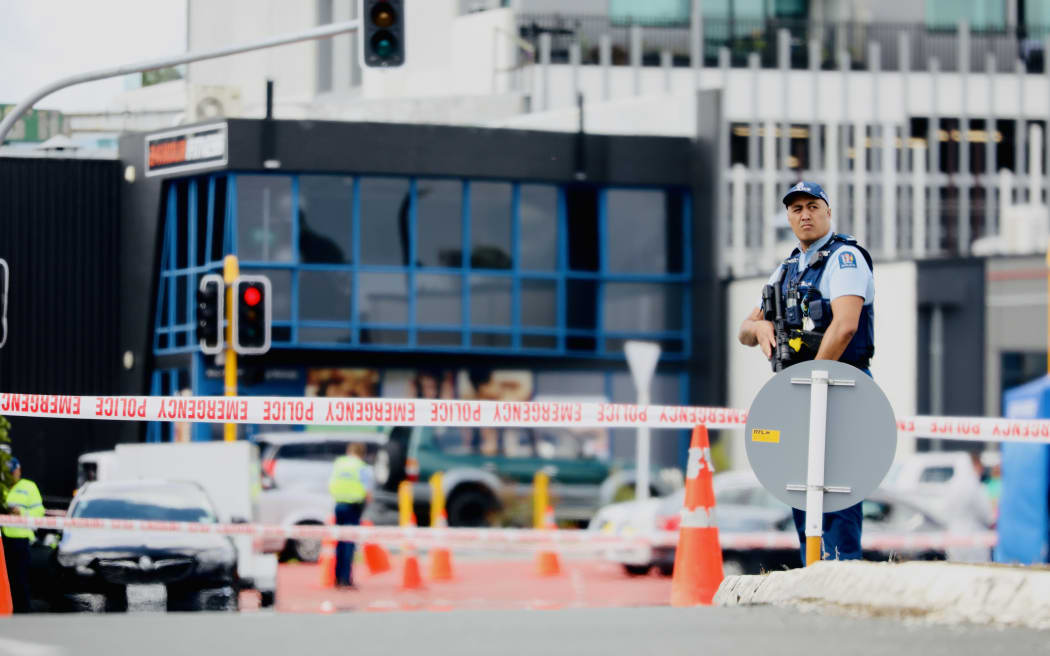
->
[243,286,262,307]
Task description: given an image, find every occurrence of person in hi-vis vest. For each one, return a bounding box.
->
[328,443,373,588]
[3,457,44,612]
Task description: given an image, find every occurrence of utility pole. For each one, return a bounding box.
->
[0,19,361,145]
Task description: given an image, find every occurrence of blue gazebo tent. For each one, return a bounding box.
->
[995,374,1050,564]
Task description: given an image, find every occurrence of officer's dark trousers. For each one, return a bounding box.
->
[2,536,31,613]
[791,502,863,564]
[334,502,364,586]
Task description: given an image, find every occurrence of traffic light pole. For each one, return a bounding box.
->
[223,255,239,442]
[0,20,361,145]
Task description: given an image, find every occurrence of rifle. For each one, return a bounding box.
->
[761,282,824,372]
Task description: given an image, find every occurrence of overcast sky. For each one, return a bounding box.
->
[0,0,187,112]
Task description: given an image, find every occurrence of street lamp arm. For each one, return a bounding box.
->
[0,19,361,145]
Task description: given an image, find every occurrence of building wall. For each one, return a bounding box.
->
[985,254,1047,415]
[0,158,123,499]
[187,0,319,105]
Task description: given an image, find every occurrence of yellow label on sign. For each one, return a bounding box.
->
[751,428,780,443]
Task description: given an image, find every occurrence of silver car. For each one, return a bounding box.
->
[254,431,386,562]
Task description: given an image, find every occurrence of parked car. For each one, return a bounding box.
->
[255,430,387,491]
[372,424,682,527]
[881,451,995,531]
[254,431,387,562]
[52,479,240,612]
[591,470,951,577]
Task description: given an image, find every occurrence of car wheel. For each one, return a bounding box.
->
[446,488,497,527]
[375,441,406,492]
[623,564,651,577]
[259,589,276,608]
[288,536,322,563]
[104,586,128,613]
[657,562,675,577]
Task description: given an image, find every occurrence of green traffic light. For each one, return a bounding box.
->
[371,30,397,59]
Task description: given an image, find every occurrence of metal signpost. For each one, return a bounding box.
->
[625,340,661,502]
[744,361,896,565]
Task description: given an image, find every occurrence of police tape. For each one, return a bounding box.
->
[1,392,1050,443]
[643,530,999,551]
[0,515,998,553]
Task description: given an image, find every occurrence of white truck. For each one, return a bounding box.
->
[75,441,277,607]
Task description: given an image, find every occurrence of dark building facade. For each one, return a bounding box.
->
[118,117,724,469]
[0,157,122,498]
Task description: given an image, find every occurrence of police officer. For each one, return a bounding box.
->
[737,181,874,564]
[3,457,44,612]
[328,442,373,588]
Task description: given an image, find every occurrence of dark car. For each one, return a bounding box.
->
[373,425,682,527]
[52,480,239,612]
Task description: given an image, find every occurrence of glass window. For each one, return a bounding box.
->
[299,270,351,321]
[469,181,512,269]
[256,269,293,321]
[603,283,683,332]
[606,189,669,273]
[417,179,463,267]
[299,326,352,343]
[237,175,294,262]
[360,177,411,266]
[470,275,511,326]
[299,176,352,264]
[416,274,462,325]
[926,0,1005,30]
[519,185,558,270]
[358,273,408,324]
[521,279,556,327]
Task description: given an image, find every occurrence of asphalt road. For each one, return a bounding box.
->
[0,605,1045,656]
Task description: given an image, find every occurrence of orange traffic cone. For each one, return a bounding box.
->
[318,515,337,589]
[429,510,454,581]
[0,536,11,615]
[361,519,391,575]
[535,506,562,577]
[401,513,424,590]
[670,425,724,607]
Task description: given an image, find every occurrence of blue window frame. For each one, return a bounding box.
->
[153,173,693,360]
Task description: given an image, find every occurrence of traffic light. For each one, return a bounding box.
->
[362,0,404,67]
[197,274,224,354]
[232,275,272,355]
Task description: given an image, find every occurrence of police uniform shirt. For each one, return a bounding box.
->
[757,229,874,309]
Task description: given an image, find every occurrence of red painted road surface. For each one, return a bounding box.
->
[273,556,673,613]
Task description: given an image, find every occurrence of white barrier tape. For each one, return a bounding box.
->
[0,393,747,429]
[0,514,638,551]
[2,393,1049,443]
[645,530,999,551]
[1,515,997,553]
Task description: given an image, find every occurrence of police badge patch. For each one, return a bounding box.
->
[838,251,857,269]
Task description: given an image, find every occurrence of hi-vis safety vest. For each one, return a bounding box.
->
[3,478,44,540]
[329,456,367,504]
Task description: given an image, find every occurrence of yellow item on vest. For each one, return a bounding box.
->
[329,456,367,504]
[3,478,44,540]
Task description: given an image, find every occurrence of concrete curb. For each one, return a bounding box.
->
[714,561,1050,630]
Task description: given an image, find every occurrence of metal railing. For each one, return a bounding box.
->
[516,14,1050,73]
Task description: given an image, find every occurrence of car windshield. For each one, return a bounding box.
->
[427,427,606,460]
[72,487,217,523]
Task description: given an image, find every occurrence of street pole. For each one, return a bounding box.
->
[223,255,239,442]
[0,19,361,145]
[625,341,661,502]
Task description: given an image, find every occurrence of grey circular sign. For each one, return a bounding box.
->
[744,360,897,513]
